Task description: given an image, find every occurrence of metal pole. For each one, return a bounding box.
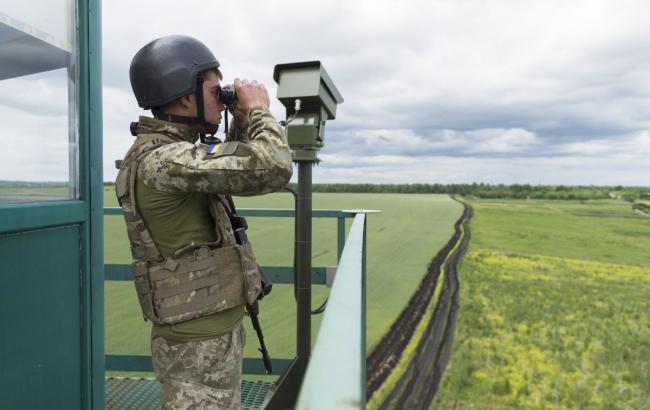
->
[296,161,312,359]
[361,214,367,407]
[264,159,314,410]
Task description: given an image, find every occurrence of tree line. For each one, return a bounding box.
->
[285,183,650,201]
[101,181,649,201]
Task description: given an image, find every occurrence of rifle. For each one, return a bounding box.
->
[246,301,273,374]
[224,195,273,374]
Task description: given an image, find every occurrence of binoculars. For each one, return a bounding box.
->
[217,85,236,107]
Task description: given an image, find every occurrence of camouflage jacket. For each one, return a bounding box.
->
[136,106,293,196]
[117,106,292,329]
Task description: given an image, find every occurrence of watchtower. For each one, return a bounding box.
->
[0,2,369,409]
[0,2,104,409]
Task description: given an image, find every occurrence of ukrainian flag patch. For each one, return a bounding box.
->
[206,141,240,157]
[206,143,222,155]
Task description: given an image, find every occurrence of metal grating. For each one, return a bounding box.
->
[241,380,273,409]
[106,377,273,410]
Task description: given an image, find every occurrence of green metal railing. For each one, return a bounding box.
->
[296,212,367,409]
[103,207,366,377]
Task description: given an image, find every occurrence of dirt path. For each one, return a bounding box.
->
[366,198,472,408]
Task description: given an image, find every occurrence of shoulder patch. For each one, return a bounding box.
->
[206,141,240,157]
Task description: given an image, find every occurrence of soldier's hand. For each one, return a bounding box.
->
[231,78,269,129]
[235,78,269,107]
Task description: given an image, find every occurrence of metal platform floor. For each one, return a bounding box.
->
[106,377,273,409]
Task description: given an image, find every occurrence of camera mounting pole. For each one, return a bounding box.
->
[265,61,343,409]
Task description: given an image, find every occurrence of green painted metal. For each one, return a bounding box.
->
[361,216,368,406]
[106,378,273,410]
[105,355,152,372]
[0,226,82,409]
[264,161,314,410]
[296,162,312,362]
[104,207,359,218]
[104,264,328,285]
[0,200,86,233]
[77,0,104,408]
[242,357,292,376]
[105,355,291,376]
[259,266,326,285]
[265,358,307,410]
[103,263,132,280]
[0,2,104,409]
[337,216,345,261]
[296,213,367,409]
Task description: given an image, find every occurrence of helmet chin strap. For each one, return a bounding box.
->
[152,74,219,143]
[194,74,219,143]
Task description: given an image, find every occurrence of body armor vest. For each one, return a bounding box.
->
[115,133,262,325]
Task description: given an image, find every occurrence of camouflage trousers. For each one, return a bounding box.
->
[151,323,245,409]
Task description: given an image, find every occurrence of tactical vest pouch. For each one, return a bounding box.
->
[207,195,263,305]
[144,244,252,324]
[238,242,263,305]
[131,260,156,321]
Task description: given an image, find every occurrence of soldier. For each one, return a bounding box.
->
[115,35,293,409]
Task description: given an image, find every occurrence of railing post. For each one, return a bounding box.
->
[337,216,345,263]
[361,214,367,407]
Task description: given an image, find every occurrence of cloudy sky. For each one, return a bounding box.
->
[3,0,650,185]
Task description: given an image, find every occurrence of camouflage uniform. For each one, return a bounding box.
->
[152,324,245,410]
[137,107,292,196]
[121,105,292,409]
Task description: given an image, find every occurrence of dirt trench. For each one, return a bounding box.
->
[366,198,472,409]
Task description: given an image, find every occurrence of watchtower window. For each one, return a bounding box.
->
[0,3,78,203]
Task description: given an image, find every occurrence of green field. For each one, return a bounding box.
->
[0,185,71,203]
[434,199,650,409]
[104,191,463,373]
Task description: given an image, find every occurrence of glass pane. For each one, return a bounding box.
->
[0,2,78,203]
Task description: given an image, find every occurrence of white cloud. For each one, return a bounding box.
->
[441,128,539,154]
[1,1,69,41]
[560,130,650,158]
[102,86,144,179]
[0,69,71,182]
[326,127,539,158]
[0,69,69,116]
[317,154,650,186]
[3,0,650,184]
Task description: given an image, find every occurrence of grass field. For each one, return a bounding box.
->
[0,186,71,202]
[103,190,463,373]
[434,199,650,409]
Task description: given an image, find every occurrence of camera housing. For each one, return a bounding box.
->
[273,61,343,158]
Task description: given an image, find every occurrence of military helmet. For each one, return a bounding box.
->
[129,35,220,109]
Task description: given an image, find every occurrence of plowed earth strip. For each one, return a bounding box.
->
[366,199,472,408]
